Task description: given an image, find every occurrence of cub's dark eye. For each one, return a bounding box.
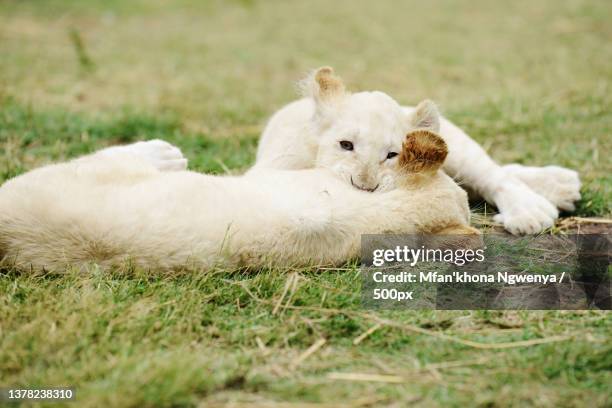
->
[339,141,354,151]
[386,152,398,159]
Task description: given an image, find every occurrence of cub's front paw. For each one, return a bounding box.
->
[504,164,581,212]
[106,139,188,171]
[493,181,559,235]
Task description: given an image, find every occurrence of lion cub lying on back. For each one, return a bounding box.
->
[0,127,475,273]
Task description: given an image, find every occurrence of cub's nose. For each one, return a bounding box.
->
[350,175,380,192]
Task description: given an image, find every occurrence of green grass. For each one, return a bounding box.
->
[0,0,611,406]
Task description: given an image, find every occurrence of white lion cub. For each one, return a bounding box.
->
[0,128,475,273]
[253,67,581,235]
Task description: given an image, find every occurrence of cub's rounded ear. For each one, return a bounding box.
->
[299,66,346,105]
[399,130,448,173]
[408,99,440,133]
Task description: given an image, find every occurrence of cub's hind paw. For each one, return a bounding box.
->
[102,139,188,171]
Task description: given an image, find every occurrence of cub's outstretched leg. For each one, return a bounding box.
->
[90,139,188,172]
[503,164,581,212]
[65,139,188,185]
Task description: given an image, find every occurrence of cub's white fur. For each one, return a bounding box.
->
[253,67,581,235]
[97,139,188,172]
[0,130,474,273]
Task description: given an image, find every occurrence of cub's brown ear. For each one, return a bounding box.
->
[314,67,345,100]
[399,130,448,173]
[300,66,346,104]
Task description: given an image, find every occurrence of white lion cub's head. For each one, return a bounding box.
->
[303,67,440,192]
